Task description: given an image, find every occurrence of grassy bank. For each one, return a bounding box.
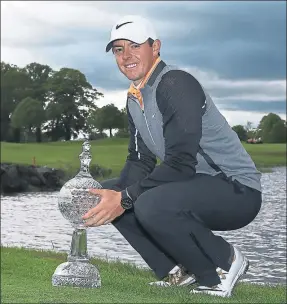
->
[1,246,285,304]
[0,138,129,180]
[0,139,286,178]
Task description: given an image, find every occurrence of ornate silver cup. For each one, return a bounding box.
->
[52,140,102,288]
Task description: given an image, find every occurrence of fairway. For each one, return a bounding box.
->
[1,139,286,179]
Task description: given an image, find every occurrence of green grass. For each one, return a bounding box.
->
[0,138,129,179]
[242,143,286,170]
[0,139,286,179]
[1,246,285,303]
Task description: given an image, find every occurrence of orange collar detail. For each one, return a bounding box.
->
[127,57,161,108]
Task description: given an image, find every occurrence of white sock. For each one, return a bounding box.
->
[168,265,180,275]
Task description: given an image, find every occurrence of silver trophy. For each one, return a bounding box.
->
[52,140,102,288]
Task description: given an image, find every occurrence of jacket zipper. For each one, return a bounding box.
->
[131,97,156,145]
[143,110,156,145]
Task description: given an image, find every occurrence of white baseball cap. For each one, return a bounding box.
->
[106,15,158,52]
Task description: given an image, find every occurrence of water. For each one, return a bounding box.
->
[1,167,286,286]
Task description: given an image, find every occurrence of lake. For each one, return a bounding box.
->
[1,167,286,285]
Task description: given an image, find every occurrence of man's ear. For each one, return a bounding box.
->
[153,39,161,56]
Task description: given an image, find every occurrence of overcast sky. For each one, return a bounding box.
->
[1,1,286,127]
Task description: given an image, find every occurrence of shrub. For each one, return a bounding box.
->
[90,164,112,179]
[114,129,130,138]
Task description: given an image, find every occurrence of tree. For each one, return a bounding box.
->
[120,107,128,132]
[269,120,286,143]
[24,62,53,142]
[87,108,104,135]
[114,108,129,138]
[44,68,103,141]
[1,62,32,142]
[88,104,124,137]
[10,97,46,142]
[44,103,66,141]
[244,121,257,139]
[245,121,253,132]
[258,113,286,143]
[232,125,247,141]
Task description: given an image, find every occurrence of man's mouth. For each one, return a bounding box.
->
[125,63,137,69]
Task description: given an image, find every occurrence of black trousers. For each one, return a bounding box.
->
[101,173,262,286]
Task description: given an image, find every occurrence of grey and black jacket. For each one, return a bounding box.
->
[115,60,262,202]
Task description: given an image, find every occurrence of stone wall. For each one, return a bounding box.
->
[0,163,66,194]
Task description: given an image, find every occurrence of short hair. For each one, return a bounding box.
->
[147,38,160,56]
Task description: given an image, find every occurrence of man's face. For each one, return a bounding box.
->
[112,39,160,85]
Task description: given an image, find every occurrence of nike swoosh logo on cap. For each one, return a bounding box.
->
[116,21,133,30]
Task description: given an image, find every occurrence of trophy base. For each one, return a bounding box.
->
[52,261,101,288]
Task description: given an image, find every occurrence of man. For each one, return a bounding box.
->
[83,15,262,297]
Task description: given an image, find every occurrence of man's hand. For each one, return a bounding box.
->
[82,189,125,227]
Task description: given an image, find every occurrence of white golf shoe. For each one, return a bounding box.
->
[191,246,249,297]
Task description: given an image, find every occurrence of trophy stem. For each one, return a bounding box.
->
[68,228,89,263]
[52,226,101,288]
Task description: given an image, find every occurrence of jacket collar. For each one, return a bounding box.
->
[146,59,166,87]
[127,58,166,106]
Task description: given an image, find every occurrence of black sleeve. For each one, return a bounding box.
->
[125,70,206,201]
[110,100,157,191]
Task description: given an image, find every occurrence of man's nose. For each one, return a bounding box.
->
[122,48,132,60]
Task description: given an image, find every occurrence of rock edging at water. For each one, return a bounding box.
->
[0,163,66,194]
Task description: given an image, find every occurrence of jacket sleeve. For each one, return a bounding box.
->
[125,70,206,201]
[110,100,157,191]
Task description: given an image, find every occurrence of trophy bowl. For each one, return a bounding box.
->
[52,141,103,288]
[58,176,102,229]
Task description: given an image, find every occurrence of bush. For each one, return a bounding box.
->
[114,129,130,138]
[90,164,112,179]
[61,163,112,181]
[89,132,108,140]
[232,125,247,141]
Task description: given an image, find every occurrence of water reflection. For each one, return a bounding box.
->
[1,167,286,285]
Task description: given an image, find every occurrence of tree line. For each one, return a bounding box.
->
[232,113,286,143]
[1,61,285,144]
[1,61,128,143]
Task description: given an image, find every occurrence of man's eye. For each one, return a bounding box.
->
[114,48,122,54]
[131,44,140,49]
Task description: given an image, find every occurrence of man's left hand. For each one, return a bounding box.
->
[82,189,124,227]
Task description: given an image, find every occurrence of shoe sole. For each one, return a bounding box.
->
[179,277,197,287]
[192,260,249,298]
[226,257,249,297]
[149,276,196,287]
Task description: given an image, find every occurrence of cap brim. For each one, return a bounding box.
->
[105,37,149,52]
[106,39,117,53]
